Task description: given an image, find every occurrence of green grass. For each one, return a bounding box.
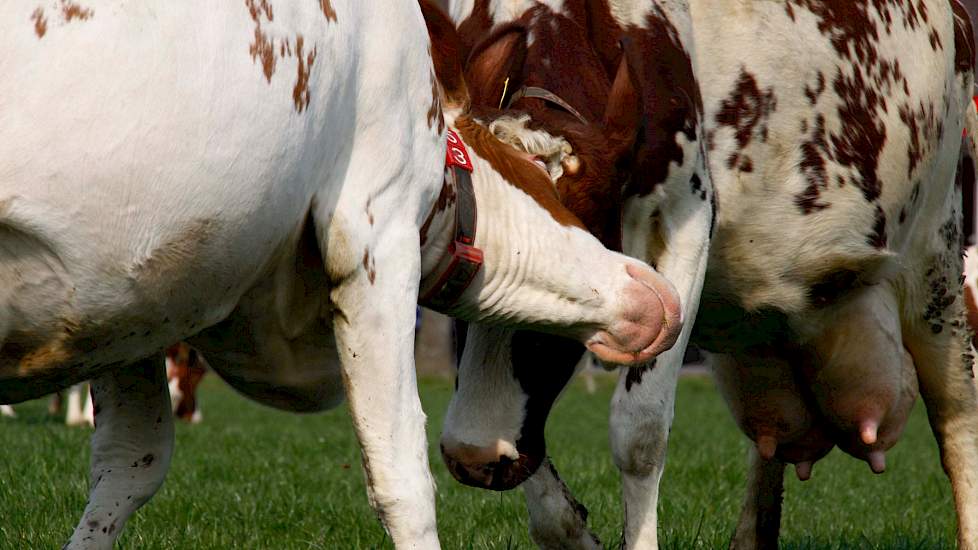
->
[0,374,956,549]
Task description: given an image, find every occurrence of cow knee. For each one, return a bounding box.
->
[611,418,671,477]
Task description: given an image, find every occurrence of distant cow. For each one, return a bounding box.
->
[165,343,206,424]
[0,1,678,547]
[439,1,978,549]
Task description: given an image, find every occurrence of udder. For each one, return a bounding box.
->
[800,286,918,473]
[712,352,834,480]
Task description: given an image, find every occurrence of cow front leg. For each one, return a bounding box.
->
[612,185,712,549]
[66,356,174,549]
[611,352,682,550]
[329,233,439,549]
[522,458,602,550]
[906,318,978,549]
[728,447,784,550]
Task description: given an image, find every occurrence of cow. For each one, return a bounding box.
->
[165,342,207,423]
[0,1,683,547]
[437,0,978,548]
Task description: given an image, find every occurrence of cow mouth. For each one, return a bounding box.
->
[441,443,544,491]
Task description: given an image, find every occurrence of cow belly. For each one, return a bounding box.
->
[190,309,345,413]
[187,217,344,413]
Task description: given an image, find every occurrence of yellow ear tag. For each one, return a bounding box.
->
[498,77,510,109]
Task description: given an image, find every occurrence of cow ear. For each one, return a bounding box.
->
[465,25,528,109]
[420,0,469,107]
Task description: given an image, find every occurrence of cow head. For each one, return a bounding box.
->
[420,0,680,372]
[426,2,675,490]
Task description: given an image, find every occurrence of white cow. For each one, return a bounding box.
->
[0,1,681,548]
[440,0,978,548]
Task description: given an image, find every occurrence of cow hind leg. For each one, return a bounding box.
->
[905,305,978,549]
[325,212,440,547]
[728,447,784,550]
[65,357,173,550]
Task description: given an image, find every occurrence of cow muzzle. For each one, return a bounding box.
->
[585,264,683,365]
[440,436,542,491]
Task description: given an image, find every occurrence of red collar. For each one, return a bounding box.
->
[419,129,484,310]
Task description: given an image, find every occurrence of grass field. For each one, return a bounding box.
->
[0,372,958,549]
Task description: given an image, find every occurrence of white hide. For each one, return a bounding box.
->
[1,1,679,547]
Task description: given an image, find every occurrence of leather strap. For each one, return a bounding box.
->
[508,86,589,125]
[419,130,484,310]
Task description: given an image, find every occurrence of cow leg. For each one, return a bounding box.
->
[66,383,94,428]
[83,385,95,426]
[66,357,173,550]
[905,313,978,548]
[329,230,439,548]
[728,447,784,550]
[0,403,14,417]
[50,390,64,415]
[522,459,602,550]
[611,188,713,549]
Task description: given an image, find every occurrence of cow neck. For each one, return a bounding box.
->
[418,127,483,311]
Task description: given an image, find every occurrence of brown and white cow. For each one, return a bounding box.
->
[165,342,206,423]
[0,1,682,547]
[440,0,978,548]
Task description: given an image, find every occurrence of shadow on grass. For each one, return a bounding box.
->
[661,534,951,550]
[778,535,951,550]
[1,410,75,426]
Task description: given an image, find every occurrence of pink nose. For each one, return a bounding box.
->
[586,264,682,365]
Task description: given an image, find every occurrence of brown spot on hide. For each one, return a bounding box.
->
[60,1,93,22]
[899,99,942,176]
[419,176,457,246]
[621,10,702,196]
[319,0,337,22]
[426,69,445,133]
[245,0,273,21]
[454,116,586,230]
[804,71,825,105]
[715,69,778,167]
[830,68,886,203]
[795,114,831,213]
[362,248,376,284]
[292,35,317,113]
[31,8,47,38]
[246,0,276,83]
